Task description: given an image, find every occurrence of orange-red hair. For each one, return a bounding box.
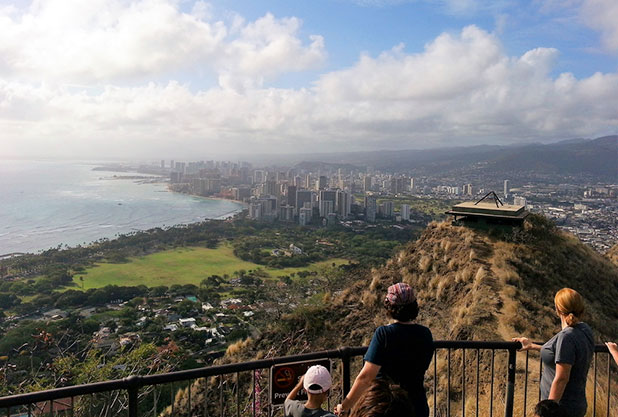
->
[554,288,585,327]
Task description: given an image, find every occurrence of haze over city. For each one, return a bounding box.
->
[1,0,617,160]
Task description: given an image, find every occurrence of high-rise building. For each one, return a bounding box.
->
[513,196,527,207]
[364,196,377,223]
[279,205,295,222]
[249,202,262,220]
[170,171,183,183]
[175,162,186,173]
[401,204,410,222]
[254,170,265,184]
[316,176,328,191]
[364,175,372,192]
[239,167,250,184]
[263,180,278,196]
[296,190,315,213]
[380,201,394,218]
[410,178,414,191]
[294,175,303,188]
[336,189,351,219]
[160,160,165,169]
[305,174,312,189]
[319,200,335,218]
[286,185,297,207]
[463,184,473,196]
[232,187,252,201]
[318,190,337,217]
[504,180,510,199]
[390,178,404,194]
[337,168,345,189]
[299,207,312,226]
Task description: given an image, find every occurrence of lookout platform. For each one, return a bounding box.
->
[446,191,529,226]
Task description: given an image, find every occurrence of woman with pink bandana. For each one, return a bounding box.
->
[336,283,433,417]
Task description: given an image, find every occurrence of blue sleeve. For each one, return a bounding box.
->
[364,327,386,366]
[555,332,576,365]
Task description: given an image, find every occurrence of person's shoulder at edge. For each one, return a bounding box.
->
[560,322,593,337]
[284,398,301,416]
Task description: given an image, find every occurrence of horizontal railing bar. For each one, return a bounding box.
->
[0,342,609,409]
[142,346,367,386]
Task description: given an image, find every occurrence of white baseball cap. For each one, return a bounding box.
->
[303,365,332,394]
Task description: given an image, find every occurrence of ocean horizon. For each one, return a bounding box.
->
[0,160,245,255]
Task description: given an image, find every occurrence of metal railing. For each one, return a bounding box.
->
[0,341,612,417]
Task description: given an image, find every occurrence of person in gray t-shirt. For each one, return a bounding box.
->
[513,288,594,417]
[284,365,335,417]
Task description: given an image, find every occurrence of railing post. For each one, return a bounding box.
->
[125,375,142,417]
[504,346,517,417]
[340,347,351,397]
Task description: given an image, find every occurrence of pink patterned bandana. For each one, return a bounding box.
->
[385,282,416,305]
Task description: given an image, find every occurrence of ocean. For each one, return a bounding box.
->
[0,160,245,255]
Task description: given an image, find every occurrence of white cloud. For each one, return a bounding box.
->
[218,14,326,91]
[0,10,616,158]
[580,0,618,53]
[0,0,325,86]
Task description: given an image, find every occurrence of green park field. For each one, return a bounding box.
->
[73,245,349,289]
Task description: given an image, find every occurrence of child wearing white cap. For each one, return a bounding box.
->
[284,365,336,417]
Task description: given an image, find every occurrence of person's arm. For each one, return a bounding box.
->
[286,375,305,401]
[335,361,381,416]
[512,337,542,351]
[606,342,618,366]
[548,362,572,402]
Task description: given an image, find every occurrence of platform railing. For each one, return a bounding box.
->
[0,341,612,417]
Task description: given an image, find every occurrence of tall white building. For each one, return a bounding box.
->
[513,196,527,207]
[401,204,410,222]
[504,180,510,199]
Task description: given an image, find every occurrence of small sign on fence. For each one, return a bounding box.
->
[269,359,331,406]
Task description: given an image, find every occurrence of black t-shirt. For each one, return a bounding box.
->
[364,322,434,417]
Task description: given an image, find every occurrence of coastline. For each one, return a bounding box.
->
[0,162,249,255]
[165,185,250,209]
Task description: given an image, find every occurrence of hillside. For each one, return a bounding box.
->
[606,243,618,267]
[163,215,618,416]
[231,213,618,353]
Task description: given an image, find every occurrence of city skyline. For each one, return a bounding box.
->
[1,0,617,159]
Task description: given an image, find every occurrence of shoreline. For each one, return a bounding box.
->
[1,163,248,255]
[3,210,247,256]
[177,192,249,208]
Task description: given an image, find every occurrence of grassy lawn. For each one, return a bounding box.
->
[74,245,349,289]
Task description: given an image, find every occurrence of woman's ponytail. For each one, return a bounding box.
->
[564,312,579,327]
[554,288,585,327]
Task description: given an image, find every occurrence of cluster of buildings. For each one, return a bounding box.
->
[160,160,424,225]
[509,184,618,253]
[151,159,617,251]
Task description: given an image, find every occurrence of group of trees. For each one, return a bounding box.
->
[0,215,417,398]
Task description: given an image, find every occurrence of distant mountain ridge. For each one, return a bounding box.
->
[289,135,617,179]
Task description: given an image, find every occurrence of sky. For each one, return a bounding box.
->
[0,0,617,160]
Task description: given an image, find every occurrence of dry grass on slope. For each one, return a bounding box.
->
[606,243,618,267]
[161,215,618,416]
